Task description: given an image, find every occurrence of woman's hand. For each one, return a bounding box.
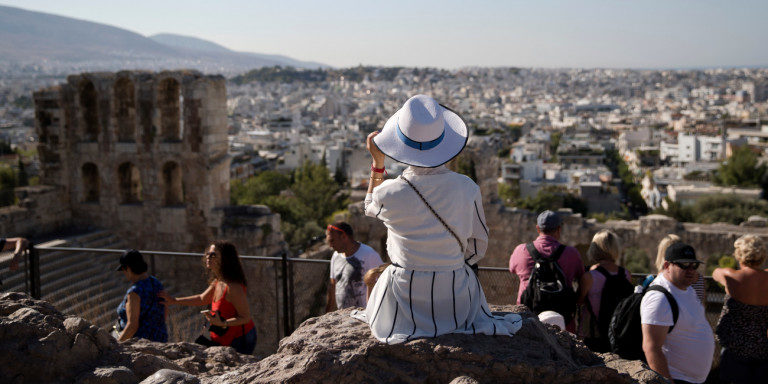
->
[204,311,226,327]
[157,291,176,306]
[366,131,385,168]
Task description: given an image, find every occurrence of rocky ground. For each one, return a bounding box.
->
[0,292,664,383]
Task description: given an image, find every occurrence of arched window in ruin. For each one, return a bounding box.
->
[161,161,184,206]
[81,163,100,202]
[158,78,181,142]
[79,79,99,142]
[118,162,142,204]
[114,77,136,142]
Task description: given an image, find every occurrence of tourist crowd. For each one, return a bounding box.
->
[5,95,766,384]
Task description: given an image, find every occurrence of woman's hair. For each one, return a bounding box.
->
[656,234,681,272]
[733,234,767,268]
[587,229,621,263]
[364,263,390,290]
[207,241,248,286]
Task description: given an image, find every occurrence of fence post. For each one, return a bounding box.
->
[287,255,295,332]
[28,245,41,299]
[281,250,293,336]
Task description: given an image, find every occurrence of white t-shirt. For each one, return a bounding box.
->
[330,243,383,309]
[640,274,714,383]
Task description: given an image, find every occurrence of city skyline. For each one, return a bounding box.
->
[1,0,767,69]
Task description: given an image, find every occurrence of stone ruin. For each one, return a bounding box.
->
[0,292,665,384]
[27,70,282,254]
[0,70,290,355]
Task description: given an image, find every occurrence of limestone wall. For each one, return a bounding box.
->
[33,70,230,253]
[0,186,72,238]
[344,200,768,270]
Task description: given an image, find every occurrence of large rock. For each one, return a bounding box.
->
[0,292,257,383]
[0,292,665,383]
[210,306,665,384]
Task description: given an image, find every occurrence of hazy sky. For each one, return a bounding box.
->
[2,0,767,69]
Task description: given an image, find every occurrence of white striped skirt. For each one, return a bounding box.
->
[351,263,523,344]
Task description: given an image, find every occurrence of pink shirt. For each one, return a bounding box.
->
[508,235,586,304]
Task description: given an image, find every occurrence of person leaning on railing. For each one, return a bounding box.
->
[158,241,256,355]
[1,237,29,272]
[712,234,768,384]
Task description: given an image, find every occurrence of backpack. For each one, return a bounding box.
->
[608,284,679,361]
[520,243,577,324]
[583,266,634,352]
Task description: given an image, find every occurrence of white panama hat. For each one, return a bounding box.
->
[373,95,468,168]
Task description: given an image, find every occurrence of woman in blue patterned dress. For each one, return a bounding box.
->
[116,249,168,342]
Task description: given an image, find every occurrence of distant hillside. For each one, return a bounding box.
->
[0,5,326,73]
[0,5,173,62]
[149,33,327,69]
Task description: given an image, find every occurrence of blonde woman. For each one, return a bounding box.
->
[713,235,768,383]
[581,229,633,352]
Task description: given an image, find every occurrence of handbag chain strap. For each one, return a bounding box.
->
[400,175,464,254]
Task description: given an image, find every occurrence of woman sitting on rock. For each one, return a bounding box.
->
[713,234,768,383]
[159,241,256,354]
[116,249,168,342]
[353,95,522,343]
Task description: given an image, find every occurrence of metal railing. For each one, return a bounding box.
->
[18,245,726,346]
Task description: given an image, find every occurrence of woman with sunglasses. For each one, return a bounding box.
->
[159,241,256,354]
[713,235,768,384]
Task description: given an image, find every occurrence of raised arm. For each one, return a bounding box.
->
[159,283,216,307]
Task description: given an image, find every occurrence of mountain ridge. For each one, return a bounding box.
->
[0,5,327,73]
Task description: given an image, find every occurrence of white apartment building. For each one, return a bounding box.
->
[660,134,725,164]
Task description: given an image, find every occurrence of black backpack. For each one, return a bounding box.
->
[520,243,577,324]
[583,266,634,352]
[608,284,679,361]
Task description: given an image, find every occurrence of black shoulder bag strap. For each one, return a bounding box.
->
[646,285,679,333]
[400,175,464,254]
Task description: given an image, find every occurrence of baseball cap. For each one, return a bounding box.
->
[537,210,562,232]
[664,242,701,264]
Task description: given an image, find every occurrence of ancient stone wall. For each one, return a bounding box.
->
[0,186,72,238]
[345,200,768,270]
[33,70,230,253]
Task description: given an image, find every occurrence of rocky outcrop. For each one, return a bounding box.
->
[0,292,256,384]
[210,306,666,384]
[1,292,664,383]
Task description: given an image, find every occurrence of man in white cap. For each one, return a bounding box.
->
[508,210,591,332]
[353,95,523,344]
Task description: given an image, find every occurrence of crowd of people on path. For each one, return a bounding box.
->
[4,95,768,383]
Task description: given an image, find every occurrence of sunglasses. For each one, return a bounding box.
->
[205,251,217,258]
[672,262,699,270]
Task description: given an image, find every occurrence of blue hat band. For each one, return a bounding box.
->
[396,123,445,151]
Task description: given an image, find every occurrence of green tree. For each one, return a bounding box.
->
[333,161,347,186]
[232,162,348,250]
[0,166,16,206]
[714,146,767,188]
[622,247,652,274]
[451,154,477,182]
[17,159,28,187]
[230,170,291,205]
[549,131,562,161]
